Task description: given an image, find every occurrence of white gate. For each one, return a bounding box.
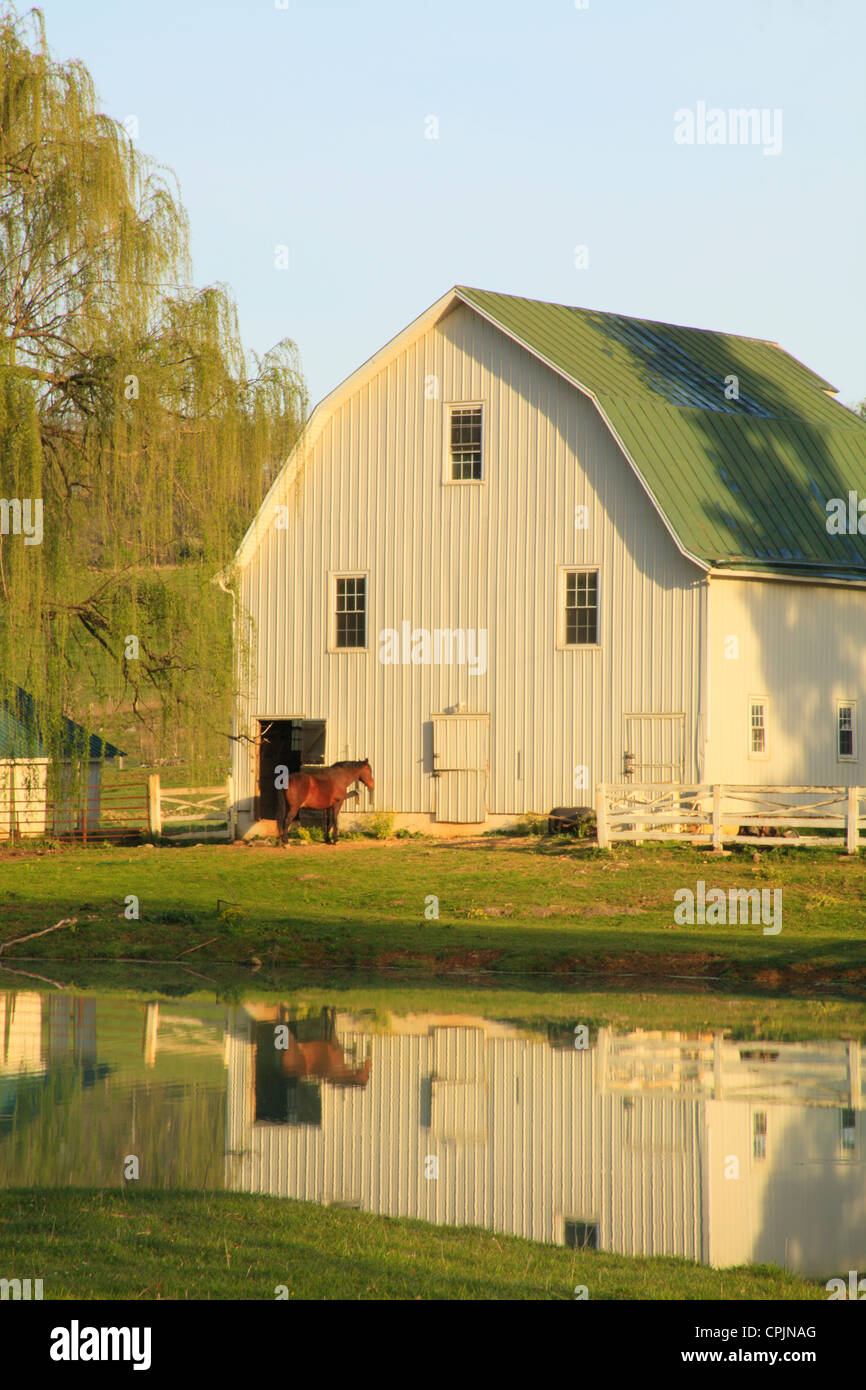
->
[432,714,489,822]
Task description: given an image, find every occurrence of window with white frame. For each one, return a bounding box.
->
[748,698,768,758]
[333,574,367,649]
[447,404,483,481]
[837,701,856,761]
[562,569,599,646]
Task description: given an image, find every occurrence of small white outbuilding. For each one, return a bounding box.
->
[0,685,123,838]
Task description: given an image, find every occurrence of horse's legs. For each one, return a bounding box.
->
[281,795,301,846]
[322,807,332,843]
[331,796,345,845]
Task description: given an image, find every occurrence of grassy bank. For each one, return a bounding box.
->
[1,839,865,991]
[0,1189,825,1301]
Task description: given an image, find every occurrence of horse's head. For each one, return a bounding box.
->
[357,758,375,794]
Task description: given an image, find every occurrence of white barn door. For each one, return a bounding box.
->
[432,714,489,822]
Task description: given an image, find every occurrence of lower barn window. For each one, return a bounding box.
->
[334,575,366,648]
[838,702,856,760]
[563,569,599,645]
[564,1220,599,1250]
[749,699,768,757]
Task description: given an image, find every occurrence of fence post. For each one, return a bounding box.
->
[595,783,609,849]
[147,774,161,838]
[847,785,859,854]
[712,784,722,851]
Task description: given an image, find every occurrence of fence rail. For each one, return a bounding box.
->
[149,777,233,841]
[595,783,865,853]
[1,771,233,843]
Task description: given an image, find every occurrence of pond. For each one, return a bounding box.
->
[1,985,864,1279]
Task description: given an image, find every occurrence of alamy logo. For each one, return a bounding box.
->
[0,1277,43,1299]
[378,622,487,676]
[50,1321,152,1371]
[673,102,782,156]
[0,497,42,545]
[826,1271,866,1299]
[674,880,782,935]
[825,492,866,534]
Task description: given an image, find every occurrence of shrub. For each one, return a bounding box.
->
[365,811,395,840]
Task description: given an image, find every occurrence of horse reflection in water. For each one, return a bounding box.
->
[278,1007,371,1088]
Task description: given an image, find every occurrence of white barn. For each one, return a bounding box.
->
[227,287,866,835]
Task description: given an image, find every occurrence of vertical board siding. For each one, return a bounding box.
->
[235,305,704,818]
[708,576,866,784]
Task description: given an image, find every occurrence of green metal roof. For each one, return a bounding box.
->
[456,286,866,576]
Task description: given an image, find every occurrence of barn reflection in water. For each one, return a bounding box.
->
[1,989,864,1277]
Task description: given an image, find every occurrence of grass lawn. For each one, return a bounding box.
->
[1,838,866,992]
[0,1189,826,1301]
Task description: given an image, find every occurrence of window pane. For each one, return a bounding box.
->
[839,706,854,757]
[450,406,482,480]
[564,570,598,645]
[750,703,766,754]
[335,577,366,648]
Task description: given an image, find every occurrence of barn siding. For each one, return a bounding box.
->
[707,575,866,784]
[234,303,704,824]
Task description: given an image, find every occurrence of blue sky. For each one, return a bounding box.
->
[35,0,866,409]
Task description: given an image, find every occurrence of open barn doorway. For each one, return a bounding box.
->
[256,719,326,820]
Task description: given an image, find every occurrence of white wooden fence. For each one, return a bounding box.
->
[595,784,866,853]
[147,775,235,841]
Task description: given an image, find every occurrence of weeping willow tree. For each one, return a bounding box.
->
[0,5,307,785]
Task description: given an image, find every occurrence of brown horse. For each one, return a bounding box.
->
[276,759,374,845]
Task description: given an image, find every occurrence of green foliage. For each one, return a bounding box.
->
[0,4,308,781]
[364,810,395,839]
[0,1189,825,1301]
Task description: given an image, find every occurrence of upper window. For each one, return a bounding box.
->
[562,569,599,646]
[447,404,483,481]
[333,575,367,649]
[837,701,857,761]
[748,698,769,759]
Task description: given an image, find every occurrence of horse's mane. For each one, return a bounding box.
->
[330,759,368,770]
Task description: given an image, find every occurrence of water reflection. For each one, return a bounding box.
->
[2,988,865,1277]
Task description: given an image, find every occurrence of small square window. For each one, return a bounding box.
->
[749,700,768,758]
[838,703,856,760]
[334,575,366,649]
[448,405,483,481]
[563,570,599,646]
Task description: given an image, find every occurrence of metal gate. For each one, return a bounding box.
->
[623,714,685,782]
[432,714,489,822]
